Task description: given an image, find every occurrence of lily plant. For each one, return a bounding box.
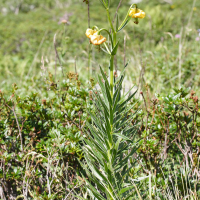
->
[81,1,145,199]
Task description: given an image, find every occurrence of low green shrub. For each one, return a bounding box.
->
[135,87,200,198]
[0,73,93,199]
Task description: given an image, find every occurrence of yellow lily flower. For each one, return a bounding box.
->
[90,32,106,45]
[129,8,145,19]
[85,28,97,39]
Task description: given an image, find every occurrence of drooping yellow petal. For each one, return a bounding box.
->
[90,33,106,45]
[85,28,97,39]
[129,8,145,19]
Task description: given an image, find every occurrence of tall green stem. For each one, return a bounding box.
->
[107,8,117,99]
[110,55,114,98]
[107,8,115,34]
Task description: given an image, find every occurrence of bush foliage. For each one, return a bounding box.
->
[0,73,94,199]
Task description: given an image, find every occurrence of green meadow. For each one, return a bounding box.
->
[1,0,200,95]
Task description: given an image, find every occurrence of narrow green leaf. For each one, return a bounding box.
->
[113,132,132,142]
[121,161,137,178]
[86,120,104,138]
[85,164,117,200]
[93,90,109,117]
[104,0,108,7]
[88,129,105,146]
[114,113,138,133]
[100,47,111,54]
[118,185,135,196]
[97,75,107,101]
[100,66,110,88]
[117,17,131,32]
[84,138,108,162]
[113,88,121,112]
[99,0,107,9]
[109,104,114,127]
[84,178,107,200]
[118,86,137,105]
[105,81,112,105]
[111,40,120,55]
[115,146,137,169]
[117,90,137,111]
[88,111,107,135]
[114,105,137,128]
[113,144,129,167]
[114,62,129,87]
[113,76,124,109]
[104,111,111,134]
[84,146,103,166]
[108,0,110,8]
[116,14,119,31]
[122,126,138,137]
[114,103,137,126]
